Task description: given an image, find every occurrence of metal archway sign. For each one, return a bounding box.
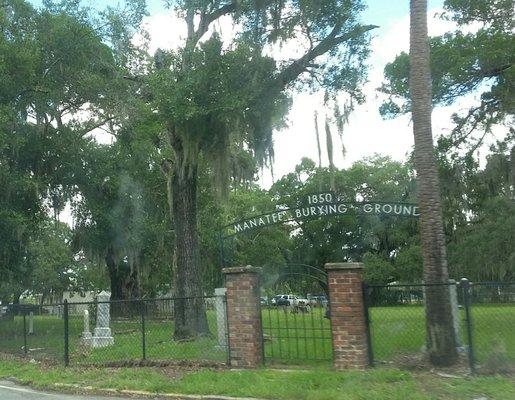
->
[220,191,419,267]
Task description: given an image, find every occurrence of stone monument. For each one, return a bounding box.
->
[80,309,92,346]
[214,288,228,349]
[448,279,462,347]
[91,291,114,348]
[28,311,34,335]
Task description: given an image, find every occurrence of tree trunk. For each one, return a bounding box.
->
[105,246,141,317]
[410,0,458,366]
[169,148,210,340]
[106,247,125,301]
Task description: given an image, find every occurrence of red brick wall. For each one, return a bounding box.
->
[223,266,263,368]
[325,262,369,370]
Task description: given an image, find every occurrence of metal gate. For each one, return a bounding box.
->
[260,264,332,365]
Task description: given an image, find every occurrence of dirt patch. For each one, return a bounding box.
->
[93,358,227,369]
[376,351,514,377]
[376,352,471,376]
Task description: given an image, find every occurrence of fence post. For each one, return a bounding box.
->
[141,301,146,361]
[22,309,28,357]
[460,278,475,374]
[448,279,461,347]
[223,265,263,368]
[362,283,374,366]
[325,262,369,370]
[214,288,228,351]
[63,299,69,367]
[224,294,231,366]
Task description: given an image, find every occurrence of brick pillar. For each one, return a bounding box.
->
[223,265,263,368]
[325,262,368,370]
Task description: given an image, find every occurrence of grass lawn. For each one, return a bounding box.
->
[1,304,513,369]
[0,310,227,365]
[262,306,332,365]
[368,304,515,365]
[262,304,515,367]
[0,358,513,400]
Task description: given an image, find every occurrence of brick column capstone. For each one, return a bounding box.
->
[325,262,369,370]
[223,265,263,368]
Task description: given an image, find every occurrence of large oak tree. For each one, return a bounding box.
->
[147,0,376,338]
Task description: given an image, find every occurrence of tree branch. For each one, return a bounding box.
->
[475,63,512,78]
[79,117,115,137]
[191,1,238,48]
[274,24,378,89]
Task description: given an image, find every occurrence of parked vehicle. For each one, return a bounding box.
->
[273,294,293,306]
[272,295,311,312]
[308,295,328,307]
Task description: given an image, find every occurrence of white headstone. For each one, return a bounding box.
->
[80,309,92,346]
[91,291,114,348]
[28,312,34,335]
[214,288,228,349]
[448,280,461,346]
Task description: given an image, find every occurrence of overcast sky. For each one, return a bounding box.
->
[30,0,479,189]
[139,0,466,188]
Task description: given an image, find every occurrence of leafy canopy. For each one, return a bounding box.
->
[379,0,514,153]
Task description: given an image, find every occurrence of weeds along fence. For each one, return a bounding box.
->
[1,281,513,373]
[363,280,515,374]
[0,296,228,367]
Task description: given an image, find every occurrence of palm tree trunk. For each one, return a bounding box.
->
[410,0,458,366]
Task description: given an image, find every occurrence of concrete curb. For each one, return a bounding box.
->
[53,382,267,400]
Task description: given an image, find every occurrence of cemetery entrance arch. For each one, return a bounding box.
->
[220,191,420,365]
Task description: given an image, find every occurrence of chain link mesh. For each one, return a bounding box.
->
[364,281,515,374]
[1,296,228,366]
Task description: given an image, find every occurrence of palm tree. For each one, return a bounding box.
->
[409,0,458,365]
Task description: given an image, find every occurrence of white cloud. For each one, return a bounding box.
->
[135,12,239,54]
[259,7,489,187]
[135,7,497,189]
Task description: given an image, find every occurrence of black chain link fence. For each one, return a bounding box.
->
[2,282,513,373]
[0,304,65,363]
[1,295,228,367]
[467,282,515,374]
[363,280,515,374]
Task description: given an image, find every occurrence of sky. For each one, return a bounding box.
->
[139,0,466,189]
[155,1,460,184]
[29,0,478,189]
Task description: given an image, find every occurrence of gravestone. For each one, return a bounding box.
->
[28,311,34,335]
[91,291,114,348]
[80,309,92,346]
[214,288,228,349]
[448,280,461,346]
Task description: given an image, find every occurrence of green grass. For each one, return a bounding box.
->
[262,306,332,365]
[368,305,515,364]
[0,311,226,364]
[0,358,514,399]
[261,304,515,367]
[1,305,513,368]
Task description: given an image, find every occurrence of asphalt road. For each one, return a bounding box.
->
[0,380,145,400]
